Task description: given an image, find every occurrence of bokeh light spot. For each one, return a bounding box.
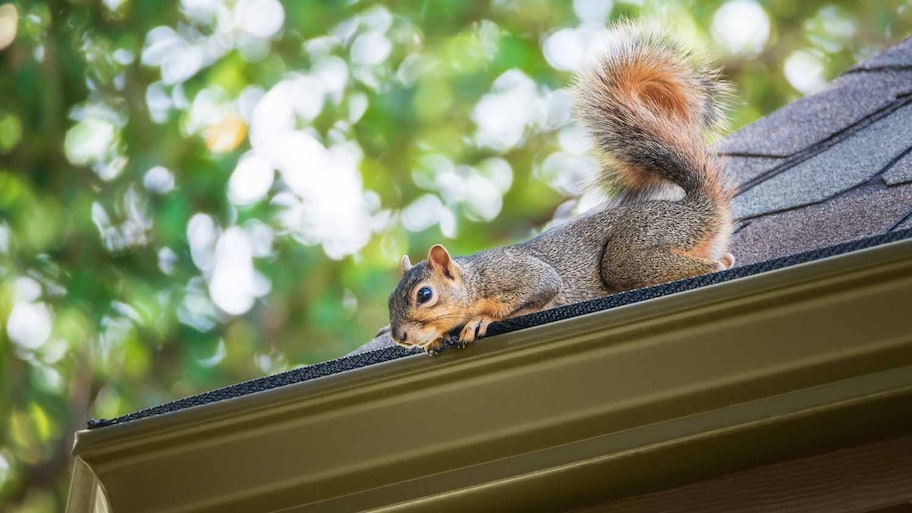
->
[228,152,274,205]
[204,114,247,153]
[7,301,53,351]
[0,4,18,51]
[0,111,22,153]
[711,0,770,56]
[351,31,392,66]
[573,0,613,24]
[64,119,115,167]
[234,0,285,39]
[784,49,827,94]
[143,166,175,194]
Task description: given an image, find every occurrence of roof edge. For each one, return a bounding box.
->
[69,238,912,513]
[65,458,109,513]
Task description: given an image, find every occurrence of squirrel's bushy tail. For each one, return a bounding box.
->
[574,24,733,205]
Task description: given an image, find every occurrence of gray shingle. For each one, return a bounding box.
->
[347,329,395,355]
[849,37,912,72]
[719,70,912,157]
[733,102,912,220]
[883,148,912,186]
[894,213,912,231]
[731,182,912,266]
[723,156,785,188]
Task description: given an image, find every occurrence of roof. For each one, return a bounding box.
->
[66,235,912,513]
[67,39,912,513]
[80,228,912,431]
[721,37,912,263]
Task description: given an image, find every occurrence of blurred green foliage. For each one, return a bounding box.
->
[0,0,910,510]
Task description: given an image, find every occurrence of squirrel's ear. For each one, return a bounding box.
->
[428,244,459,280]
[400,255,412,275]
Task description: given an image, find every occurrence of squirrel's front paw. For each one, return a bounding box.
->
[458,317,493,347]
[420,337,446,356]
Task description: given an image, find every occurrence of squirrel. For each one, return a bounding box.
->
[388,24,735,354]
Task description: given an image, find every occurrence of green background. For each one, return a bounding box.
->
[0,0,910,510]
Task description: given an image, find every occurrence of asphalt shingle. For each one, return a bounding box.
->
[894,214,912,231]
[733,102,912,220]
[723,156,785,188]
[849,37,912,72]
[731,182,912,265]
[719,70,912,157]
[883,148,912,186]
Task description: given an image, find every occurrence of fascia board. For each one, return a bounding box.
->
[65,457,109,513]
[67,239,912,513]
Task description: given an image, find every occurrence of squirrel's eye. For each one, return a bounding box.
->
[416,286,433,305]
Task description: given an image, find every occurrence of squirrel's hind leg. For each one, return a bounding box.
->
[602,245,727,291]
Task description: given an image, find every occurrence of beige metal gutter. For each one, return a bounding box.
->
[66,239,912,513]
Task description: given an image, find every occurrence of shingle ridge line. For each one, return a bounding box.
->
[846,64,912,74]
[736,141,912,223]
[888,209,912,232]
[735,94,912,196]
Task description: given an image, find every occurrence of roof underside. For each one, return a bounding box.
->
[87,38,912,430]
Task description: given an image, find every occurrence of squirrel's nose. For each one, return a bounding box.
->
[392,326,407,343]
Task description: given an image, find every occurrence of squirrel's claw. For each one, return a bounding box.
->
[420,337,447,356]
